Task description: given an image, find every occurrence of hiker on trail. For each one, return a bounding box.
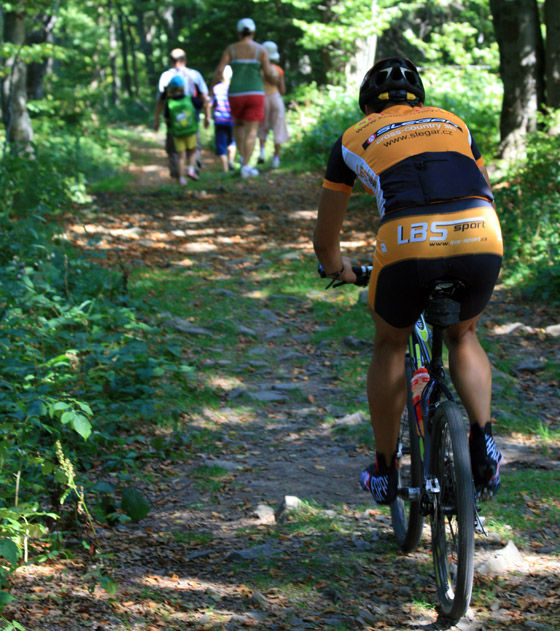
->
[211,18,277,179]
[166,75,199,186]
[313,56,504,505]
[257,40,289,169]
[153,48,211,180]
[212,65,237,173]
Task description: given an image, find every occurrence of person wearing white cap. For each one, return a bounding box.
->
[258,41,289,169]
[212,18,277,178]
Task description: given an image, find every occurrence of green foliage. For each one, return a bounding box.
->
[495,119,560,302]
[286,65,502,167]
[376,0,497,66]
[286,83,360,167]
[423,66,502,157]
[0,139,188,604]
[120,487,151,521]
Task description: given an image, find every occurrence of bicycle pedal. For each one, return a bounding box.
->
[475,515,486,534]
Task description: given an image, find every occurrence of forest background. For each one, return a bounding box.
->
[0,0,559,627]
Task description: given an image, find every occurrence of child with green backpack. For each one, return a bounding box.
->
[166,75,199,185]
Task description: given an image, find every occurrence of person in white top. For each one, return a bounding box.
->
[153,48,211,180]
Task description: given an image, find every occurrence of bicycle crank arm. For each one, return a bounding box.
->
[397,487,421,500]
[474,508,487,535]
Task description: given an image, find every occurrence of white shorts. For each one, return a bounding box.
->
[258,93,289,144]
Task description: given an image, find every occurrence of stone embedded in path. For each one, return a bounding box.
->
[545,324,560,337]
[248,390,287,403]
[292,407,321,418]
[254,504,275,522]
[272,382,300,392]
[275,495,302,523]
[162,317,213,337]
[226,543,280,561]
[515,359,546,373]
[226,387,246,400]
[331,411,368,428]
[279,351,306,362]
[476,540,528,575]
[280,251,301,261]
[237,324,257,336]
[255,308,280,322]
[269,294,303,304]
[248,346,267,355]
[343,335,367,349]
[264,327,287,340]
[492,322,535,335]
[248,360,269,368]
[186,549,213,560]
[209,288,238,298]
[203,458,240,471]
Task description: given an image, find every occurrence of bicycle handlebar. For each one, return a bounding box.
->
[318,264,372,288]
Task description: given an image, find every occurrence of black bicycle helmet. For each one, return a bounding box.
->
[359,57,425,114]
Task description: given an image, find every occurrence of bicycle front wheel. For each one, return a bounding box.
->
[390,357,424,552]
[429,401,474,621]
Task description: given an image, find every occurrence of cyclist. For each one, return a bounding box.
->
[313,57,503,504]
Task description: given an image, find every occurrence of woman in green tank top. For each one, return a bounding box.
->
[212,18,278,178]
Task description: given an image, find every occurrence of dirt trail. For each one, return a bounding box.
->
[7,133,560,631]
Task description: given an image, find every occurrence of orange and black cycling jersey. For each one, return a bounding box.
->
[323,104,493,218]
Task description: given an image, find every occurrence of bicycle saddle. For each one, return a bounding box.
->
[424,280,465,328]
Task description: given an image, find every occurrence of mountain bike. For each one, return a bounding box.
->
[319,264,479,622]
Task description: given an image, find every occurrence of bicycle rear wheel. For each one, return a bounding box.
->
[429,401,474,621]
[390,356,424,552]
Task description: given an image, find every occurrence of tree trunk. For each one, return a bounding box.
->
[345,34,377,89]
[26,6,59,100]
[117,6,133,98]
[544,0,560,111]
[490,0,545,160]
[2,10,34,154]
[108,9,120,105]
[134,7,157,87]
[124,14,141,99]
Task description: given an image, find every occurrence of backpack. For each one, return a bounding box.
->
[168,96,198,137]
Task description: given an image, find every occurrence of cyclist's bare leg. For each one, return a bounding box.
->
[368,310,414,463]
[444,316,491,427]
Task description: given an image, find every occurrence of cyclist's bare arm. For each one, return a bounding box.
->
[314,188,357,284]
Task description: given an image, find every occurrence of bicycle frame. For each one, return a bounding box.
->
[406,316,457,503]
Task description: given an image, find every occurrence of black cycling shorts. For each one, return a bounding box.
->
[368,199,503,328]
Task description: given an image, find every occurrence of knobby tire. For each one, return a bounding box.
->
[390,356,424,552]
[429,401,474,622]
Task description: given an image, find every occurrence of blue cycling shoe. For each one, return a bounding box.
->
[469,422,503,500]
[360,452,398,505]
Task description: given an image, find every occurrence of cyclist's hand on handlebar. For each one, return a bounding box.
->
[338,257,357,285]
[318,258,372,288]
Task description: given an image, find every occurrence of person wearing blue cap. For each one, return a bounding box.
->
[153,48,210,179]
[166,74,199,185]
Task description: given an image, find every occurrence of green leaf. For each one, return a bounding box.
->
[77,401,93,416]
[26,399,47,417]
[120,487,150,521]
[0,591,16,606]
[60,410,73,424]
[98,574,118,595]
[0,539,19,566]
[72,414,92,440]
[91,481,115,494]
